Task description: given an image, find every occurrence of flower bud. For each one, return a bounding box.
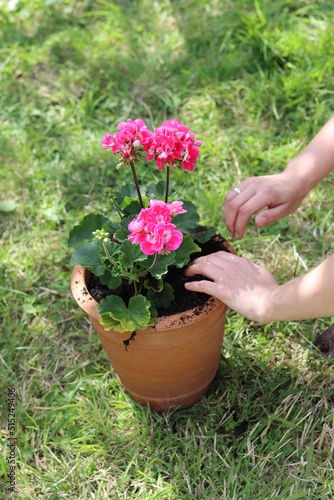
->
[93,229,109,241]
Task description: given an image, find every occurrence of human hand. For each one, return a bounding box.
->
[223,171,306,239]
[184,251,279,323]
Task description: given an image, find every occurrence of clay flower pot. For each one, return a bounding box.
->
[71,265,229,411]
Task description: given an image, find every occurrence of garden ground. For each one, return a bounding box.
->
[0,1,333,498]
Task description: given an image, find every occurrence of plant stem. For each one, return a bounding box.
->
[133,280,138,295]
[130,160,144,208]
[165,166,170,203]
[138,252,159,278]
[112,196,123,218]
[103,241,131,279]
[103,241,117,267]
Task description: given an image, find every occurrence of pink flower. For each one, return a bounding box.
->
[155,223,183,253]
[102,118,201,171]
[140,228,164,255]
[149,199,187,216]
[127,218,146,244]
[127,200,185,255]
[166,200,187,216]
[101,133,115,149]
[146,119,202,171]
[147,200,172,222]
[181,143,200,171]
[102,119,153,163]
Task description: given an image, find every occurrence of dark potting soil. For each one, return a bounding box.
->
[88,235,236,317]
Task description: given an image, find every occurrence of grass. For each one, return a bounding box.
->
[1,0,334,498]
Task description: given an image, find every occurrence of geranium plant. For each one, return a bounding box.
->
[68,118,216,333]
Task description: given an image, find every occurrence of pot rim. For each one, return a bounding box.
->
[71,265,228,333]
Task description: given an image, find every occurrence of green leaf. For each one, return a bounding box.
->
[149,253,176,279]
[114,183,138,204]
[122,199,142,216]
[191,226,216,244]
[99,270,123,290]
[148,303,158,326]
[114,183,145,211]
[0,200,16,212]
[70,240,105,276]
[98,294,151,333]
[120,240,148,268]
[143,277,164,292]
[173,201,200,232]
[147,282,175,308]
[68,213,110,248]
[114,216,133,241]
[147,180,176,199]
[174,235,201,268]
[99,241,124,277]
[101,240,121,261]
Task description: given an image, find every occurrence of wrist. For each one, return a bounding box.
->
[256,284,282,324]
[283,155,317,198]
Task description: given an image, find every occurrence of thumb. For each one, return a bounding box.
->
[255,206,287,228]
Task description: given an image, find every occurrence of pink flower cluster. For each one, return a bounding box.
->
[128,200,186,255]
[102,119,152,162]
[146,119,202,171]
[102,118,202,171]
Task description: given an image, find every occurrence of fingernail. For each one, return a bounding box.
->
[235,232,239,239]
[258,215,266,227]
[228,231,233,238]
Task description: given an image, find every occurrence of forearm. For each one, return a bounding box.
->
[284,115,334,196]
[261,252,334,322]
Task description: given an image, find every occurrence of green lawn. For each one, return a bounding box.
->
[1,0,334,498]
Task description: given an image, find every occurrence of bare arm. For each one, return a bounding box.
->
[184,251,334,323]
[224,116,334,239]
[186,117,334,323]
[264,252,334,322]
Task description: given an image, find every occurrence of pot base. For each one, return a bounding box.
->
[116,368,217,411]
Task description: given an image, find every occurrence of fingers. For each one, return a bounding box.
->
[184,278,220,297]
[224,186,271,239]
[184,253,229,297]
[223,179,255,238]
[254,203,292,228]
[185,259,222,282]
[184,252,249,305]
[223,176,287,239]
[186,250,237,271]
[185,251,240,282]
[184,255,222,297]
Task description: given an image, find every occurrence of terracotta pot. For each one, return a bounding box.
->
[71,265,229,411]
